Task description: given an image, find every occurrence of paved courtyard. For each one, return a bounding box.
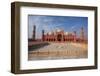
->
[28,42,88,60]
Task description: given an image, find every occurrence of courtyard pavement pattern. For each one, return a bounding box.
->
[28,42,88,60]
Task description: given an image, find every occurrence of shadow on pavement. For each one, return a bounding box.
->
[28,42,50,51]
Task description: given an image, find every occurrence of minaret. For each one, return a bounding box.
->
[32,25,36,40]
[80,27,85,41]
[42,30,45,41]
[73,31,76,42]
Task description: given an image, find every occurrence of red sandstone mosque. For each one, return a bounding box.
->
[31,25,87,43]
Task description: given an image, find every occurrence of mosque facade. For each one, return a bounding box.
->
[32,25,87,43]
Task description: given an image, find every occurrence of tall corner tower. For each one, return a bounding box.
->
[42,30,44,41]
[73,31,76,42]
[80,27,85,40]
[32,25,36,40]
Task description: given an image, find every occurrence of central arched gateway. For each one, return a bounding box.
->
[57,34,62,41]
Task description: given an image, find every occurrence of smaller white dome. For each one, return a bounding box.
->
[65,32,68,35]
[48,32,52,35]
[56,29,61,32]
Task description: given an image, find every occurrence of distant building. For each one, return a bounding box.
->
[32,25,87,43]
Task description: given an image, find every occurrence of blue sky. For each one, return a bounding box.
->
[28,15,88,39]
